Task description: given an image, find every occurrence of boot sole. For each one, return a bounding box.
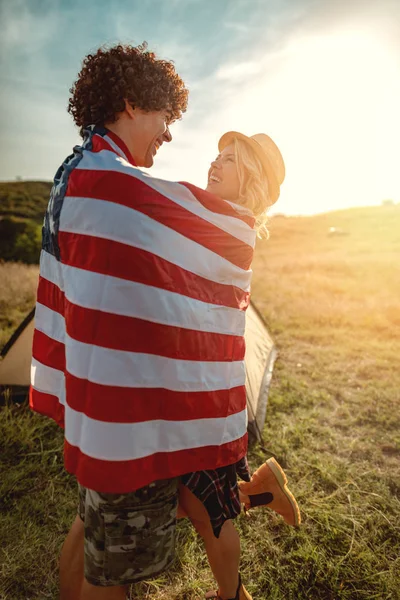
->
[266,457,301,526]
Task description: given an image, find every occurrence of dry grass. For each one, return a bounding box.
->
[0,262,39,349]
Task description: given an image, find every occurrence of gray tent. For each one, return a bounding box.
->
[0,303,276,442]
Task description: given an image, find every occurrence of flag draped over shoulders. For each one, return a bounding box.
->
[30,125,256,493]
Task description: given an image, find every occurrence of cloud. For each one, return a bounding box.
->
[224,21,249,33]
[215,61,263,81]
[0,0,59,54]
[286,0,400,42]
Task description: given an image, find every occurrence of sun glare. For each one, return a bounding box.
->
[272,30,400,213]
[137,26,400,217]
[207,28,400,215]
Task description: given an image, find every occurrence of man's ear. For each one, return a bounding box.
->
[124,99,136,119]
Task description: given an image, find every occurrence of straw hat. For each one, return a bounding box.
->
[218,131,285,205]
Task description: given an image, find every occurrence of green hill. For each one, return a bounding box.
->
[0,180,51,222]
[0,181,52,264]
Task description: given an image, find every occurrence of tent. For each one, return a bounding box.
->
[0,303,276,442]
[244,303,277,442]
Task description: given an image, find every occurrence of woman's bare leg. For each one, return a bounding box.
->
[178,484,240,599]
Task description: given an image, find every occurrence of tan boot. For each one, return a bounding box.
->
[205,574,252,600]
[238,582,252,600]
[238,457,301,527]
[176,504,187,519]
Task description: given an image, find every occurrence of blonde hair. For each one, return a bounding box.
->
[233,137,271,238]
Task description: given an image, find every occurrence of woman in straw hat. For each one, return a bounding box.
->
[178,131,300,600]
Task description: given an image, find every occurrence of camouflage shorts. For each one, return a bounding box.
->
[78,478,179,587]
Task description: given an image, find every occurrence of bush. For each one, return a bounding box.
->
[0,218,41,264]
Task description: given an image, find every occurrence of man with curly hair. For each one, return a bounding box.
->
[68,42,188,166]
[30,39,263,600]
[30,43,190,600]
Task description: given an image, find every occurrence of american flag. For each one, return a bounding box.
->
[30,126,256,493]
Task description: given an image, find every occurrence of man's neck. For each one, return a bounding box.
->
[105,120,133,158]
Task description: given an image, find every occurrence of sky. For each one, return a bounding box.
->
[1,0,399,215]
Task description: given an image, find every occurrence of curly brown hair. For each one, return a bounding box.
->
[68,42,189,136]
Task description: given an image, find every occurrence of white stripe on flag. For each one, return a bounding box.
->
[39,249,64,290]
[60,195,252,292]
[65,334,246,391]
[31,359,66,406]
[76,148,256,245]
[35,302,65,343]
[39,252,246,336]
[102,134,129,162]
[65,405,248,460]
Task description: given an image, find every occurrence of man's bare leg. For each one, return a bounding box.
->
[59,515,85,600]
[179,484,240,599]
[59,515,128,600]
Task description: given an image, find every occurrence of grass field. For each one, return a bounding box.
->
[1,205,399,600]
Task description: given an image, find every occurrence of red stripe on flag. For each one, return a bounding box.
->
[65,372,246,423]
[32,329,65,371]
[64,434,248,494]
[180,182,256,228]
[30,386,65,428]
[37,276,65,314]
[90,135,114,154]
[59,231,249,310]
[66,169,253,270]
[64,300,245,361]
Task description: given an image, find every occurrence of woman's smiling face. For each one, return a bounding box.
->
[206,143,240,201]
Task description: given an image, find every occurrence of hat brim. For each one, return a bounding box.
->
[218,131,280,204]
